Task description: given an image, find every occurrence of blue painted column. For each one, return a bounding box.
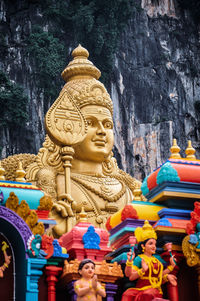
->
[66,281,77,301]
[106,283,118,301]
[26,258,47,301]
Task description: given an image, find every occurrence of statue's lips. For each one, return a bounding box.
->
[92,139,106,146]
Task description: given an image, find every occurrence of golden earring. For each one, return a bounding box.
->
[142,246,145,252]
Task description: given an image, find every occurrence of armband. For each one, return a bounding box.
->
[4,263,8,268]
[137,269,145,277]
[75,284,80,289]
[167,265,174,272]
[126,260,133,267]
[163,274,169,282]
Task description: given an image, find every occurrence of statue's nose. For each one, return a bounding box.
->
[96,122,106,135]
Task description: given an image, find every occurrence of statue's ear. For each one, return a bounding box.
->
[102,152,118,175]
[141,243,146,251]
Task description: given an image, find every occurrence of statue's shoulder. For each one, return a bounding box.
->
[25,135,63,182]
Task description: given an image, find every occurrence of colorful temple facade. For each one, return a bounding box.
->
[0,46,200,301]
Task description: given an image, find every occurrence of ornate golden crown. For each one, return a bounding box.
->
[61,45,113,115]
[134,220,157,243]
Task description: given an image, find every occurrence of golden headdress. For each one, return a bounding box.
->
[61,44,113,115]
[134,220,157,243]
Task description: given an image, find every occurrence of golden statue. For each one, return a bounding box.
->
[1,45,141,237]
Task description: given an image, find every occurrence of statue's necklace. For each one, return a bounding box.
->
[140,254,163,288]
[71,175,126,202]
[72,173,119,184]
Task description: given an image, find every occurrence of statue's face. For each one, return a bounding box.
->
[79,262,95,279]
[142,238,157,255]
[74,105,114,162]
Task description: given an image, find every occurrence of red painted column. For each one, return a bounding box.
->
[166,265,179,301]
[161,251,183,301]
[46,265,62,301]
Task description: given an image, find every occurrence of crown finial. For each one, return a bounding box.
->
[169,138,181,159]
[61,45,101,82]
[15,161,26,182]
[0,161,5,180]
[72,44,89,59]
[185,140,196,160]
[79,207,88,223]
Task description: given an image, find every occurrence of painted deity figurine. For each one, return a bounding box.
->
[0,241,11,278]
[0,44,141,237]
[122,220,177,301]
[74,259,106,301]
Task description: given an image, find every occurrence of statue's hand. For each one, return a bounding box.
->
[169,255,176,267]
[167,274,177,286]
[50,196,77,237]
[52,200,74,217]
[92,275,98,290]
[141,259,149,272]
[127,248,135,262]
[58,193,77,211]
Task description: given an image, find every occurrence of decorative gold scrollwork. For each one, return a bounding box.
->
[182,235,200,267]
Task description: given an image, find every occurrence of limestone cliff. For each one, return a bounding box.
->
[112,0,200,179]
[0,0,200,180]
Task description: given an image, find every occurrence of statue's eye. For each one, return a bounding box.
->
[104,121,113,129]
[87,119,93,126]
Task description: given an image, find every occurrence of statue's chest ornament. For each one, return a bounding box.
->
[71,174,126,203]
[100,183,112,196]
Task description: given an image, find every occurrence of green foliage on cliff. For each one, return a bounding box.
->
[0,71,28,128]
[1,0,135,130]
[66,0,135,84]
[26,26,66,109]
[38,0,135,85]
[13,0,135,115]
[177,0,200,23]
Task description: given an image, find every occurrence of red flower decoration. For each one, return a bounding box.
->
[186,222,195,235]
[121,204,138,221]
[191,211,200,226]
[194,201,200,216]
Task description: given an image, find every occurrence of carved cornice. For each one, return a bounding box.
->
[59,259,123,287]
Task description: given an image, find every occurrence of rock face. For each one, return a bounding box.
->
[0,0,200,180]
[112,0,200,180]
